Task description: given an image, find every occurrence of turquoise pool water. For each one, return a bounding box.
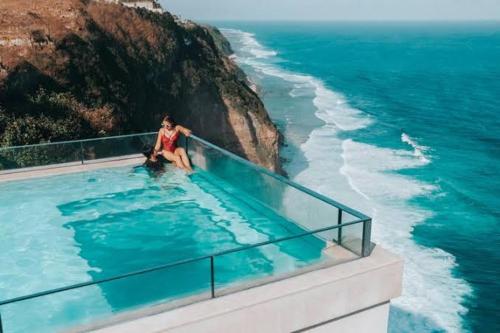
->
[0,165,325,332]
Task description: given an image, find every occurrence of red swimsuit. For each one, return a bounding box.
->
[161,130,179,153]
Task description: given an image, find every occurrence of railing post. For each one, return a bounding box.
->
[79,141,84,165]
[185,136,189,154]
[0,311,4,333]
[210,256,215,298]
[337,209,343,245]
[361,219,372,257]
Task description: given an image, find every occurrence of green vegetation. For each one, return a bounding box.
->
[0,88,93,147]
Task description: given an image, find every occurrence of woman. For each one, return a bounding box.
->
[154,115,193,172]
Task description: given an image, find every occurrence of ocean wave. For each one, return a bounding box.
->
[222,27,471,332]
[225,37,371,131]
[340,139,436,200]
[289,82,312,97]
[222,28,277,59]
[401,132,431,164]
[312,83,372,131]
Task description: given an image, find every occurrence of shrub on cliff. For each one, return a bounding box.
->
[1,88,93,147]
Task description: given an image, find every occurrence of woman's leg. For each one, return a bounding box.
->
[175,147,193,172]
[162,150,184,169]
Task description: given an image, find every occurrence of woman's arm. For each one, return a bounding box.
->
[176,125,192,137]
[154,129,163,153]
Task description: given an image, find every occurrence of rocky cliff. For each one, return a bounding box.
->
[0,0,281,171]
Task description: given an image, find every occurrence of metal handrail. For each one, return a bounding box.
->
[0,132,157,151]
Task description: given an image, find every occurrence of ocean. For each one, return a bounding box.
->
[213,22,500,332]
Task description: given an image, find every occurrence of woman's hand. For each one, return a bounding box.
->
[184,128,192,137]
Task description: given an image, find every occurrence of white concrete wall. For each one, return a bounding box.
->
[90,246,403,333]
[97,0,163,13]
[122,1,163,13]
[304,302,390,333]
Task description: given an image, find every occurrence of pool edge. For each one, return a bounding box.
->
[0,155,145,183]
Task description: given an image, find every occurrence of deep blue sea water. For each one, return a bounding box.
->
[214,22,500,332]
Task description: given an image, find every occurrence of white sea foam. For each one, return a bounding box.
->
[253,62,371,130]
[401,132,431,164]
[312,83,372,131]
[289,82,311,97]
[223,28,277,59]
[222,28,472,332]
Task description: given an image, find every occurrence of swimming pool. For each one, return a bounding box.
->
[0,134,369,332]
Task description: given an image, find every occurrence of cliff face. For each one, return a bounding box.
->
[0,0,281,171]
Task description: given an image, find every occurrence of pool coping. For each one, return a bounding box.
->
[0,155,145,183]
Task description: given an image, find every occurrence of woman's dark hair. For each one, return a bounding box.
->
[142,145,155,158]
[162,114,176,126]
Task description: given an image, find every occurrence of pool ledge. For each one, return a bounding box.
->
[86,246,403,333]
[0,155,144,183]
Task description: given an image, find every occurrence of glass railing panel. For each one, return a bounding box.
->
[213,234,329,294]
[0,133,157,171]
[188,137,284,206]
[339,220,364,256]
[188,137,343,236]
[340,211,360,224]
[0,142,82,171]
[336,210,365,255]
[0,258,211,333]
[82,133,156,162]
[213,225,362,295]
[281,187,342,242]
[320,222,364,259]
